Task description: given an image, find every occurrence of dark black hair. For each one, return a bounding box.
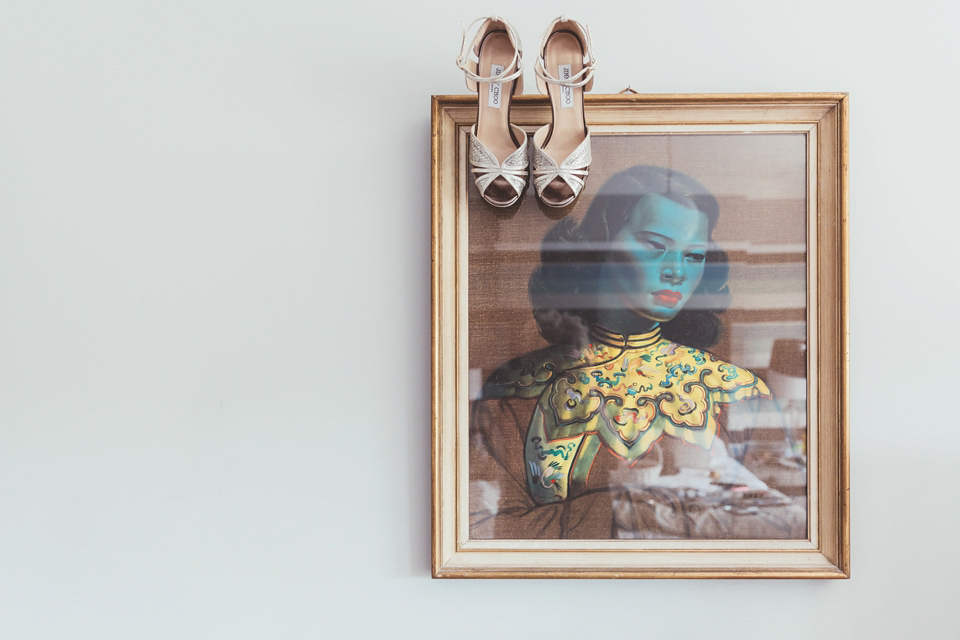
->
[529,165,731,350]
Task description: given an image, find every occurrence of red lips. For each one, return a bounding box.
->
[652,290,683,306]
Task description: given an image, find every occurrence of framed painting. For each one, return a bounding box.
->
[431,93,849,578]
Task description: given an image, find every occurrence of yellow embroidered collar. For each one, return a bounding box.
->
[524,324,772,502]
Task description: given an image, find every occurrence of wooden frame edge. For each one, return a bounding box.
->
[837,93,851,577]
[431,95,443,578]
[435,568,849,580]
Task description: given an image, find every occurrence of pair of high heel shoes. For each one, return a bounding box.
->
[456,16,596,208]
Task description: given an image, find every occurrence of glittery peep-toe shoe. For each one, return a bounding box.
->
[456,16,529,207]
[532,16,597,207]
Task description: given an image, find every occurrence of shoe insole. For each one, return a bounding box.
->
[542,31,586,162]
[475,30,519,164]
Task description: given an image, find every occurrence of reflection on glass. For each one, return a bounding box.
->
[470,165,807,540]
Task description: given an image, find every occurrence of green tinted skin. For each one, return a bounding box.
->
[596,194,709,334]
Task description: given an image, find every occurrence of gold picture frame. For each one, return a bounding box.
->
[431,93,849,578]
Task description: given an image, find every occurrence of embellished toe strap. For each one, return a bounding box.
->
[468,124,530,205]
[531,125,591,199]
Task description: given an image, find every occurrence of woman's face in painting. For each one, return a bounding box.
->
[598,194,709,324]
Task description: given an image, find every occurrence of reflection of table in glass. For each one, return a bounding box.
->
[734,432,807,498]
[469,392,809,541]
[725,338,809,498]
[612,450,806,539]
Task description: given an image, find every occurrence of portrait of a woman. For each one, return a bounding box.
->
[469,164,807,540]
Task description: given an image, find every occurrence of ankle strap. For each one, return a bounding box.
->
[535,57,596,88]
[534,16,597,88]
[456,16,524,85]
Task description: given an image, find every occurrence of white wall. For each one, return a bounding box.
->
[1,0,957,637]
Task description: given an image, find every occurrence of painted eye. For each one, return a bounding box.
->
[641,238,666,252]
[686,252,706,263]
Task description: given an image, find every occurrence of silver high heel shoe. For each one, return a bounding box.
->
[456,16,529,207]
[531,16,597,207]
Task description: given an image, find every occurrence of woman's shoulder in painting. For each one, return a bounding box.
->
[481,343,584,400]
